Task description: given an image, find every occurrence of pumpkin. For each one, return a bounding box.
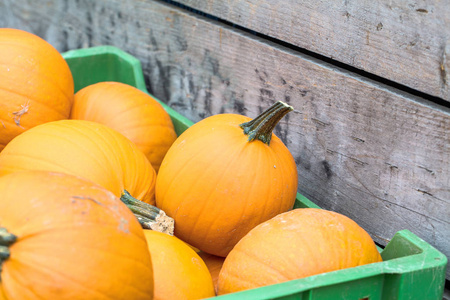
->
[197,252,225,294]
[142,230,215,300]
[0,171,153,299]
[70,81,177,172]
[0,119,173,234]
[0,28,74,151]
[156,101,298,256]
[217,208,383,294]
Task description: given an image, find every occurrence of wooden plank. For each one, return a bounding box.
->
[172,0,450,102]
[1,0,449,279]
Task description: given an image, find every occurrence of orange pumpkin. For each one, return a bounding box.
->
[0,119,172,234]
[217,208,383,294]
[0,171,154,299]
[143,230,215,300]
[198,252,225,294]
[70,82,177,172]
[0,28,74,151]
[156,101,298,256]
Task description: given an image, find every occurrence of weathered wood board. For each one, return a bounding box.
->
[175,0,450,102]
[1,0,449,279]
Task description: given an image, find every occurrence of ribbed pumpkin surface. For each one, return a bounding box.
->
[156,111,298,257]
[70,82,177,172]
[0,28,74,151]
[0,171,153,299]
[0,119,156,205]
[217,208,383,294]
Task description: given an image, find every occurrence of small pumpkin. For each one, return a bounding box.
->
[156,101,298,256]
[217,208,383,295]
[0,28,74,151]
[0,171,154,299]
[0,119,173,234]
[70,81,177,172]
[197,252,225,294]
[143,230,215,300]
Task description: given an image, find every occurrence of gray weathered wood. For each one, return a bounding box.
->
[175,0,450,102]
[1,0,449,279]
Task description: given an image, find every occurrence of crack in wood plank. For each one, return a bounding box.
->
[326,149,368,166]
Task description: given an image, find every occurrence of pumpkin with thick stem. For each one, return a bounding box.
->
[217,208,383,295]
[156,101,298,256]
[0,28,74,151]
[0,119,173,234]
[0,171,154,299]
[70,81,177,173]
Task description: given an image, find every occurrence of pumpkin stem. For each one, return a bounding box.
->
[120,190,174,236]
[239,101,293,145]
[0,227,17,277]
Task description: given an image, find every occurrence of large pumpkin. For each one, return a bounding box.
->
[143,230,215,300]
[217,208,383,294]
[0,171,154,299]
[0,119,172,234]
[0,28,74,151]
[156,101,298,256]
[70,82,177,172]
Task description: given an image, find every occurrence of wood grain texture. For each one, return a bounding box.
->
[1,0,449,278]
[174,0,450,102]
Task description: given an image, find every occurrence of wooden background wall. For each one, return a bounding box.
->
[1,0,449,281]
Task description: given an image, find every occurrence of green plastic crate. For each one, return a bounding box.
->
[62,46,448,300]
